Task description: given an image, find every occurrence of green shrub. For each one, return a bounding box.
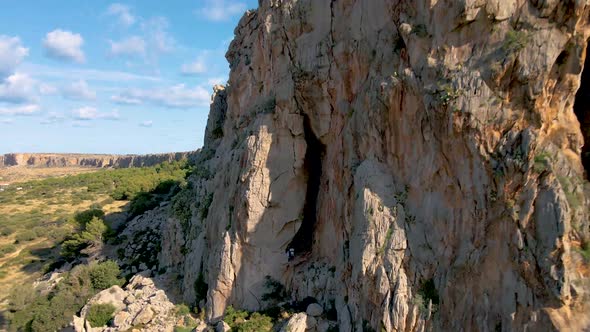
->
[413,278,439,313]
[224,306,249,326]
[174,327,194,332]
[153,179,178,194]
[534,152,551,173]
[578,240,590,262]
[61,217,111,259]
[82,217,109,244]
[378,227,394,255]
[15,229,38,243]
[0,243,17,257]
[172,188,193,233]
[557,175,582,210]
[503,29,529,53]
[199,193,214,220]
[87,303,116,327]
[61,236,89,259]
[223,306,274,332]
[8,261,122,331]
[0,224,16,236]
[175,303,191,316]
[235,312,273,332]
[261,276,287,303]
[74,209,105,227]
[88,260,123,290]
[128,192,159,218]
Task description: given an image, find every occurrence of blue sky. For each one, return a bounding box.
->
[0,0,258,154]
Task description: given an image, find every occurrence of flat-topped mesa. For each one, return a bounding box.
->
[145,1,590,331]
[0,151,198,168]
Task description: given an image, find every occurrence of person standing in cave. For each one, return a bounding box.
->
[287,247,295,262]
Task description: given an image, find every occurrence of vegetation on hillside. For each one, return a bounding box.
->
[0,160,191,329]
[6,260,123,331]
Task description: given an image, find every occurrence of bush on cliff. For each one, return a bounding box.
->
[87,303,116,327]
[224,306,274,332]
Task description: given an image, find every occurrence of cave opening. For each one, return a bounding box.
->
[574,41,590,179]
[288,115,325,256]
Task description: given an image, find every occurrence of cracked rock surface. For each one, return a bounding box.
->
[113,1,590,331]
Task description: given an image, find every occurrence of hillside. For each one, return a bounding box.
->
[0,151,198,168]
[0,160,190,324]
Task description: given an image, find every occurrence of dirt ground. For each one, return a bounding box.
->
[0,166,100,184]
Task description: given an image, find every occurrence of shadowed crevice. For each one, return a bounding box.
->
[288,115,325,256]
[574,41,590,179]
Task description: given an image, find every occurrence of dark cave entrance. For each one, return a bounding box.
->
[288,115,325,256]
[574,42,590,179]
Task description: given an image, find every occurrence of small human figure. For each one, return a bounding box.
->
[287,247,295,262]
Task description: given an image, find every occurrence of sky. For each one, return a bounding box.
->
[0,0,258,154]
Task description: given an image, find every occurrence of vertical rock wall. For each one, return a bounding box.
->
[164,1,590,331]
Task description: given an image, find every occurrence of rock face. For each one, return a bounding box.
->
[73,275,177,332]
[0,151,198,168]
[280,313,316,332]
[146,1,590,331]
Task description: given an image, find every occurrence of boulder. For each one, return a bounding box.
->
[132,306,154,325]
[193,320,209,332]
[280,313,316,332]
[306,303,323,317]
[215,320,231,332]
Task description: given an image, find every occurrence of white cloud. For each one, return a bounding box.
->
[142,17,175,53]
[22,63,161,82]
[0,118,13,124]
[181,58,206,75]
[0,35,28,78]
[106,3,136,27]
[101,110,121,120]
[109,36,146,57]
[40,112,65,124]
[103,17,176,72]
[43,29,85,63]
[72,106,98,120]
[196,0,247,22]
[72,120,92,128]
[110,94,141,105]
[0,104,40,115]
[71,106,120,121]
[139,120,153,127]
[39,83,58,95]
[0,73,38,104]
[112,84,210,108]
[62,80,96,100]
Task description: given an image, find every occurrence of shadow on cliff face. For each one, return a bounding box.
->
[288,114,325,255]
[574,40,590,179]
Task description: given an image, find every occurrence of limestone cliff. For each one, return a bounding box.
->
[0,152,197,168]
[139,1,590,331]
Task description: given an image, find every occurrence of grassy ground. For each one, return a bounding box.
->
[0,166,100,184]
[0,161,189,310]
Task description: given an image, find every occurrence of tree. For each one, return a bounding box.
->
[81,217,108,245]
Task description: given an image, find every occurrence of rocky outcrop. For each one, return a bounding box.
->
[0,151,198,168]
[112,1,590,331]
[72,275,178,332]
